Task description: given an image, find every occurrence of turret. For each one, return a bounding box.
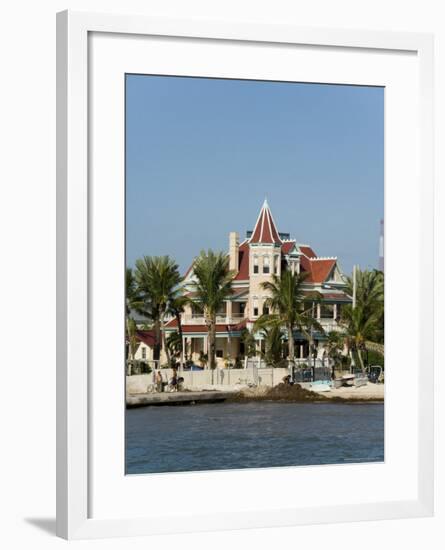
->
[247,199,282,318]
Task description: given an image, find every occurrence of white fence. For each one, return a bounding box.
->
[245,357,331,369]
[126,367,290,394]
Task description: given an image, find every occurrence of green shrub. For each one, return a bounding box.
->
[367,350,384,368]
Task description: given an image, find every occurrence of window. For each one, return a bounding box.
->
[273,255,279,273]
[263,305,269,315]
[320,304,334,318]
[263,256,270,274]
[239,302,246,315]
[253,255,259,274]
[253,299,259,317]
[216,349,224,358]
[335,304,341,319]
[141,347,146,359]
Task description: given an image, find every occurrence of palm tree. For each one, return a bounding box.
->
[254,320,285,366]
[341,304,382,371]
[190,250,235,370]
[341,268,385,371]
[135,256,181,367]
[345,268,384,306]
[241,328,257,359]
[324,330,344,378]
[125,268,147,374]
[344,268,384,344]
[168,294,190,365]
[166,331,182,364]
[259,271,323,366]
[198,350,208,369]
[126,317,138,375]
[126,267,142,316]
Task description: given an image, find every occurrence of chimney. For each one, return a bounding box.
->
[229,232,239,272]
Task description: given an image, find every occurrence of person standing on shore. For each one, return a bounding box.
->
[170,367,178,392]
[155,370,163,393]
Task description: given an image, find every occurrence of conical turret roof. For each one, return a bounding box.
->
[249,199,282,244]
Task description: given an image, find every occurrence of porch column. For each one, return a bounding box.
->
[181,336,186,367]
[316,304,321,319]
[333,304,338,320]
[226,300,232,322]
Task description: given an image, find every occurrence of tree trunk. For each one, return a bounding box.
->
[175,310,184,367]
[208,317,216,370]
[160,311,171,367]
[357,348,366,372]
[345,337,354,373]
[153,319,161,363]
[329,354,336,379]
[129,340,136,376]
[126,317,132,376]
[287,323,295,365]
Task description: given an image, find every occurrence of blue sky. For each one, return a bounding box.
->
[126,75,383,275]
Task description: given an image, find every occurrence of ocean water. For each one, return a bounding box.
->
[126,401,384,475]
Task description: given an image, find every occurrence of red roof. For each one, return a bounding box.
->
[249,200,282,244]
[233,240,336,284]
[234,241,250,280]
[300,245,317,258]
[182,204,338,285]
[281,240,296,254]
[300,254,312,274]
[135,330,156,347]
[306,259,336,283]
[299,246,318,277]
[235,240,296,281]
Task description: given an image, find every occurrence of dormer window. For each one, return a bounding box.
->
[263,256,270,274]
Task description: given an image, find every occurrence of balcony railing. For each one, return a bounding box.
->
[318,319,344,332]
[181,314,343,331]
[183,313,245,325]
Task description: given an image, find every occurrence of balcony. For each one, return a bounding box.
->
[318,318,344,332]
[180,314,342,331]
[182,313,246,326]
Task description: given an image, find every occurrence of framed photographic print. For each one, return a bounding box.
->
[56,11,434,539]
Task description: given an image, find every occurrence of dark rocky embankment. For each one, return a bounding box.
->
[230,383,383,403]
[230,383,328,402]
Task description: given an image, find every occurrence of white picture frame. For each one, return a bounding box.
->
[56,10,434,540]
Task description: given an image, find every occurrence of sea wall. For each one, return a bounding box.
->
[126,367,290,394]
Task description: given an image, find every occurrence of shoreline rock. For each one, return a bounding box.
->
[229,383,384,403]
